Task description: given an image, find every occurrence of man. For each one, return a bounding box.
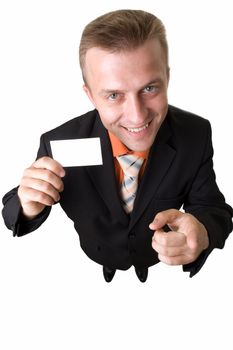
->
[2,10,233,282]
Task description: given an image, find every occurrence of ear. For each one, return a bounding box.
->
[83,84,96,107]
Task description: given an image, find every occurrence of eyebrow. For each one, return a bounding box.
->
[99,78,163,96]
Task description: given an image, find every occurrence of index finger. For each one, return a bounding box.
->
[149,209,183,230]
[153,230,186,247]
[32,156,65,178]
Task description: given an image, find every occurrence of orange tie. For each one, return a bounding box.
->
[117,154,144,213]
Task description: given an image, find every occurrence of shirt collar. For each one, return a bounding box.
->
[108,131,150,159]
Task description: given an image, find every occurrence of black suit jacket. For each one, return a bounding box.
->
[2,105,233,276]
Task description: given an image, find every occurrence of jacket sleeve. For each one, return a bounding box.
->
[1,134,52,237]
[183,121,233,277]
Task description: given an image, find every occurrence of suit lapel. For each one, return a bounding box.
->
[129,117,176,230]
[86,114,128,222]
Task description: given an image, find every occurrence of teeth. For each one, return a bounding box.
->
[127,123,149,133]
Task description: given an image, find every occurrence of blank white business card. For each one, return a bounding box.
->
[50,138,103,167]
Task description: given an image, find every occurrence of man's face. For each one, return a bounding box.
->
[83,39,169,151]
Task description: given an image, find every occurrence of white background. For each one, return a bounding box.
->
[0,0,233,349]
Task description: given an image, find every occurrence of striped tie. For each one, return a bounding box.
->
[117,154,144,213]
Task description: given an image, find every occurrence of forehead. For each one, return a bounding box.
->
[84,39,167,88]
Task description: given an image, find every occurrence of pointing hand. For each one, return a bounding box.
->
[149,209,209,265]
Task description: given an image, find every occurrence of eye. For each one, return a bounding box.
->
[108,93,119,100]
[143,85,157,93]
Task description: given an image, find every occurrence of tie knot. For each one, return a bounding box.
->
[117,154,144,178]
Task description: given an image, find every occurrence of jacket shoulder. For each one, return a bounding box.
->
[167,105,210,130]
[167,105,211,142]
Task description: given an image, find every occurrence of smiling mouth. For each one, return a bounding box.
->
[124,123,149,133]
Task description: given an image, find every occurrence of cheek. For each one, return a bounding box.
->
[150,94,168,114]
[96,104,122,126]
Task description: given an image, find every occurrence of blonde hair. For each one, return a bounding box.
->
[79,9,169,81]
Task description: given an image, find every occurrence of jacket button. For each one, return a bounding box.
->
[128,231,136,238]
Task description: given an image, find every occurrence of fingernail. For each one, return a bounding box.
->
[149,218,158,229]
[60,169,66,177]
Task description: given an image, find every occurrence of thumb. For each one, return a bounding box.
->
[149,209,183,230]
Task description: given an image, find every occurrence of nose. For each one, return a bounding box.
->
[124,94,148,125]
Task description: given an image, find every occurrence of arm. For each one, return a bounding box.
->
[2,187,51,237]
[150,122,233,277]
[2,135,65,237]
[183,121,232,275]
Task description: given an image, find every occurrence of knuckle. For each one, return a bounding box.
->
[43,169,53,183]
[189,236,199,251]
[22,167,31,177]
[33,156,52,169]
[35,191,49,204]
[35,191,44,202]
[40,156,50,162]
[165,256,175,265]
[20,177,26,186]
[18,185,30,199]
[165,258,172,265]
[162,247,169,256]
[42,181,52,192]
[192,240,198,251]
[159,254,171,264]
[155,212,163,221]
[159,235,168,246]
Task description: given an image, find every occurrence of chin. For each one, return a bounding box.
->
[126,140,153,152]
